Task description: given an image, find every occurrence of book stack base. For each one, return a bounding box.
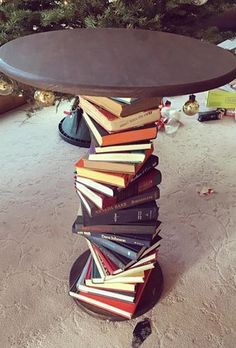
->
[69,250,164,321]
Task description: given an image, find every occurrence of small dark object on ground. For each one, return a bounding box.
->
[132,318,152,348]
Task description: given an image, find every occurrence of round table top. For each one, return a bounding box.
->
[0,28,235,97]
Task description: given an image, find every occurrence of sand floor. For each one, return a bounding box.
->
[0,102,235,348]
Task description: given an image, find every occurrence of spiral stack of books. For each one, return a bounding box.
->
[69,95,162,319]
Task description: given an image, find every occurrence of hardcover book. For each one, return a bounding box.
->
[94,142,153,154]
[72,216,161,236]
[79,186,160,218]
[71,255,135,303]
[81,95,161,117]
[83,111,158,147]
[81,200,160,225]
[79,96,160,132]
[70,269,153,319]
[76,165,160,200]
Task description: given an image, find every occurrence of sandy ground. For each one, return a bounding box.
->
[0,102,235,348]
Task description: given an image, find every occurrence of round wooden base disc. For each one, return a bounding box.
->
[69,250,164,321]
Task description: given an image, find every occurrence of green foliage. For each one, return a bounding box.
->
[0,0,235,107]
[0,0,235,47]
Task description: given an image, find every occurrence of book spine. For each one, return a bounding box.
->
[116,169,161,201]
[83,204,159,225]
[93,186,160,217]
[74,222,157,235]
[87,236,138,260]
[101,234,150,247]
[131,156,159,183]
[92,259,101,279]
[75,230,151,247]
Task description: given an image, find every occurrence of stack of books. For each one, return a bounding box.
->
[69,95,162,319]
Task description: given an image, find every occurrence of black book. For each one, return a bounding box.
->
[72,215,161,235]
[72,228,161,247]
[81,201,159,225]
[79,186,160,218]
[131,155,159,183]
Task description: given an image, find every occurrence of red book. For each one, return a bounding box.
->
[72,270,152,319]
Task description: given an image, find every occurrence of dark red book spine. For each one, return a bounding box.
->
[93,186,160,217]
[116,169,161,201]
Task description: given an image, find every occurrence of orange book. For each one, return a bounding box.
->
[83,111,158,147]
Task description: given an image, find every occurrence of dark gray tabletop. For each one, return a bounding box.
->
[0,28,235,97]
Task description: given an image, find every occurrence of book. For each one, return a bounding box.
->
[75,176,116,197]
[90,243,128,271]
[83,111,158,147]
[74,230,156,248]
[76,164,160,200]
[92,258,100,279]
[115,168,161,201]
[71,269,152,319]
[95,244,158,274]
[81,200,159,225]
[75,168,161,209]
[87,235,146,261]
[75,182,116,209]
[75,159,131,188]
[131,155,159,183]
[72,216,161,236]
[82,159,139,175]
[79,97,160,133]
[70,256,135,304]
[86,240,107,281]
[80,186,160,218]
[90,260,154,283]
[88,151,148,163]
[95,246,119,275]
[84,279,137,292]
[81,95,161,117]
[95,142,153,153]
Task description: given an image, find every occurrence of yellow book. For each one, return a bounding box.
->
[84,280,136,292]
[207,89,236,108]
[75,159,130,188]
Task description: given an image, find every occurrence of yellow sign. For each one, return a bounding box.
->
[207,89,236,109]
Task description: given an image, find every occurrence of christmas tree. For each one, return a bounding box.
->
[0,0,235,103]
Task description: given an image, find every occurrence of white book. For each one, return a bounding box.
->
[95,143,152,153]
[75,182,103,209]
[75,176,115,197]
[88,152,145,163]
